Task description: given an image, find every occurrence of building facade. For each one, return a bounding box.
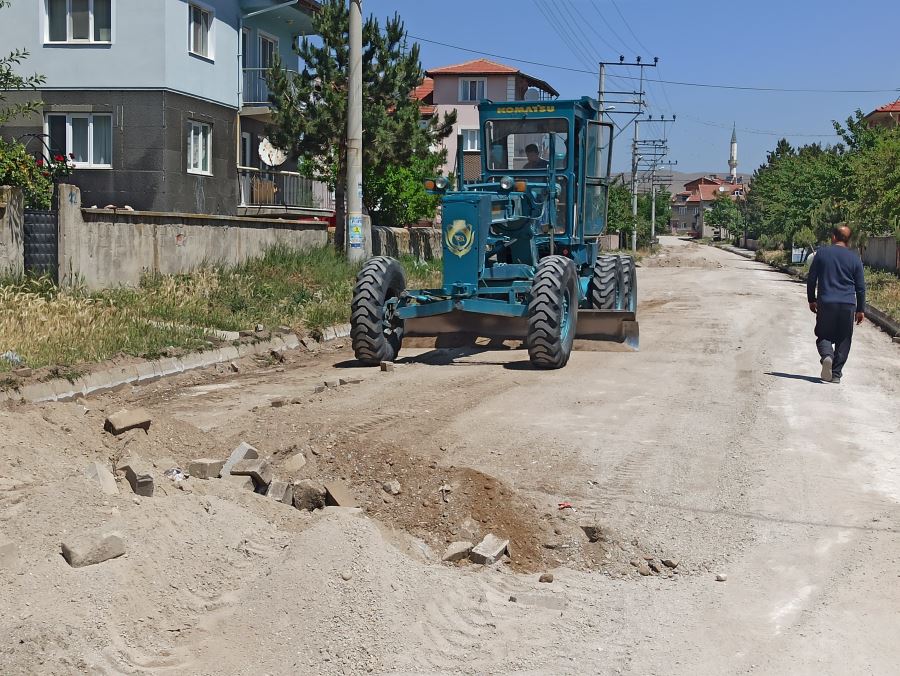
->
[864,100,900,128]
[0,0,325,215]
[414,59,558,179]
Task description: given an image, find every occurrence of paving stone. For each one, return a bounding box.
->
[61,529,125,568]
[224,474,254,491]
[231,458,273,487]
[380,361,395,372]
[469,534,509,565]
[188,458,226,480]
[339,377,363,385]
[281,452,307,474]
[324,480,358,508]
[83,461,119,496]
[116,457,154,497]
[0,531,16,568]
[265,480,293,505]
[219,442,259,478]
[442,541,474,563]
[292,479,326,510]
[270,397,287,408]
[104,408,152,435]
[324,378,341,388]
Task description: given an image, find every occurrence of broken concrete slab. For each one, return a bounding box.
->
[442,541,474,563]
[324,480,357,508]
[224,474,255,491]
[265,480,293,505]
[104,408,152,435]
[61,529,125,568]
[83,461,119,496]
[270,397,287,408]
[231,458,273,487]
[293,479,326,511]
[281,452,307,474]
[313,384,327,394]
[116,457,154,497]
[339,377,363,385]
[469,534,509,565]
[323,378,341,388]
[220,442,259,478]
[380,361,394,372]
[188,458,226,480]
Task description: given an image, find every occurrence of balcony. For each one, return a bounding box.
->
[238,166,335,216]
[242,67,298,107]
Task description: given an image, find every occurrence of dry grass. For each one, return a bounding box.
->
[866,268,900,321]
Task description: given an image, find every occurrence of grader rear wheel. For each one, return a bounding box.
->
[350,257,406,365]
[617,255,637,312]
[589,254,621,310]
[526,255,578,369]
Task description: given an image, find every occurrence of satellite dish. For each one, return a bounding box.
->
[718,186,726,192]
[258,137,287,167]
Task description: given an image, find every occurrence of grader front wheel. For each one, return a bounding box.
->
[526,255,578,369]
[350,257,406,365]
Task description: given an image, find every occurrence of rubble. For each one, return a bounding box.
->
[270,398,287,408]
[382,480,401,496]
[188,458,226,479]
[83,461,119,496]
[539,573,554,583]
[579,523,611,543]
[716,573,727,582]
[61,529,125,568]
[281,452,307,474]
[265,480,293,505]
[292,479,326,511]
[339,377,363,385]
[469,534,509,565]
[104,408,152,435]
[220,442,259,478]
[231,458,273,487]
[116,457,154,497]
[324,481,357,508]
[324,378,341,388]
[441,541,474,563]
[662,558,680,569]
[224,475,255,491]
[380,361,395,372]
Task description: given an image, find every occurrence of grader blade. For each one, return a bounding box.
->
[573,309,639,351]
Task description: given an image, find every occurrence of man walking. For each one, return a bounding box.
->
[807,225,866,383]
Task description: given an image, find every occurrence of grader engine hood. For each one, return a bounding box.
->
[440,193,492,294]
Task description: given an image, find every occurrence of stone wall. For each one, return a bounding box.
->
[57,184,328,290]
[371,226,442,260]
[0,186,24,277]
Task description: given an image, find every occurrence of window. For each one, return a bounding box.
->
[46,0,112,43]
[461,129,480,152]
[188,3,213,59]
[484,117,568,171]
[259,33,277,69]
[459,78,486,102]
[45,113,112,168]
[240,132,252,168]
[188,120,212,175]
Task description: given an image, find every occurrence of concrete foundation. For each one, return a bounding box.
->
[372,226,442,260]
[57,184,328,289]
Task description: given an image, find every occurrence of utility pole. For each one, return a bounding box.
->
[633,115,675,245]
[346,0,366,261]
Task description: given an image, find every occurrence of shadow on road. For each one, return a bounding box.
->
[765,371,823,384]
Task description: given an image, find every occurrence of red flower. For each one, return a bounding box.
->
[36,158,44,166]
[54,154,64,162]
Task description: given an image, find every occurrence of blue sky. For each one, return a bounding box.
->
[367,0,900,175]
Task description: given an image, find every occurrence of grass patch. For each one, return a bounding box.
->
[0,246,444,372]
[865,268,900,321]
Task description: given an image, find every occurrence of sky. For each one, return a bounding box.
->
[365,0,900,176]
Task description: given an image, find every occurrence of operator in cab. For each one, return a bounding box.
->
[523,143,549,169]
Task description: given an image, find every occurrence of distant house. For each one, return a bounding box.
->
[863,100,900,128]
[670,175,746,238]
[0,0,331,217]
[412,58,558,179]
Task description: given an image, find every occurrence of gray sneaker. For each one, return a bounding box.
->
[820,356,833,382]
[831,376,841,384]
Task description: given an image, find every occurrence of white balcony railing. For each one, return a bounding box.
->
[242,67,298,106]
[238,166,335,212]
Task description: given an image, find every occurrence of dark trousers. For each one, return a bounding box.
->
[815,303,855,377]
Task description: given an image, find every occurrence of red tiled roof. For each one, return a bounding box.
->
[870,100,900,114]
[412,77,434,102]
[426,58,519,75]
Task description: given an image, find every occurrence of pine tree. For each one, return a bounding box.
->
[266,0,455,248]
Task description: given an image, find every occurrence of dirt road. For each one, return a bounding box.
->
[2,237,899,675]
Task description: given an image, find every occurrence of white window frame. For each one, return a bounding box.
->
[187,120,213,176]
[188,1,215,61]
[461,128,480,152]
[459,78,486,103]
[44,0,114,44]
[258,30,278,69]
[240,131,252,168]
[43,112,113,169]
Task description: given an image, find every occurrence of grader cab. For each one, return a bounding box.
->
[350,97,638,369]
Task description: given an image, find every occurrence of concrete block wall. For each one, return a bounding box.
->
[862,236,899,273]
[57,184,328,289]
[0,186,24,277]
[372,226,442,260]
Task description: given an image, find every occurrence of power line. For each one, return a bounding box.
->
[609,0,653,56]
[682,114,840,137]
[408,34,900,94]
[588,0,633,54]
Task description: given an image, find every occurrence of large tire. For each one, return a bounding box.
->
[351,257,406,365]
[589,254,621,310]
[617,255,637,312]
[526,255,578,369]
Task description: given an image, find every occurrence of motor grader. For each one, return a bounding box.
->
[350,97,638,369]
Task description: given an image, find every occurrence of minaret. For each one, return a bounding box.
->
[728,124,738,181]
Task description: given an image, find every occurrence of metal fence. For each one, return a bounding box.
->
[23,209,58,280]
[862,236,899,273]
[238,167,334,211]
[242,68,298,106]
